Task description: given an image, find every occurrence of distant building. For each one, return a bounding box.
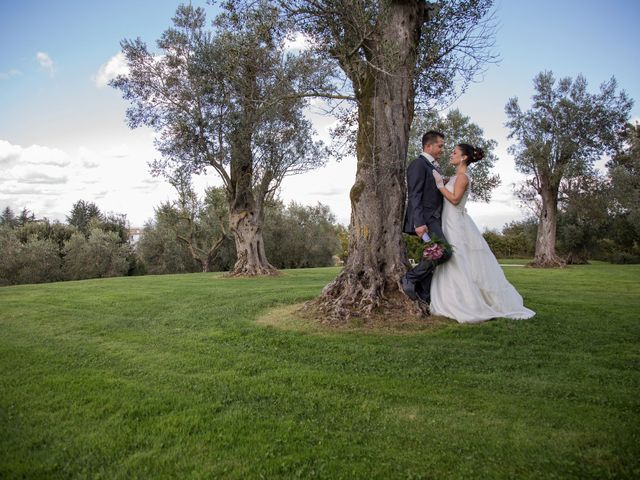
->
[128,227,143,244]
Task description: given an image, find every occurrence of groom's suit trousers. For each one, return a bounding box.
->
[404,218,452,301]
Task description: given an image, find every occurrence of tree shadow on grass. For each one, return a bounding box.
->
[255,303,456,336]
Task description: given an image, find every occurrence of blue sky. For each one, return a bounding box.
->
[1,0,639,229]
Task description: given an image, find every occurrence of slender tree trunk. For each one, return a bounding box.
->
[226,131,278,276]
[176,235,209,272]
[307,3,424,322]
[177,233,227,273]
[532,186,566,267]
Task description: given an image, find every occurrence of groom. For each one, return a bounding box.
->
[402,130,452,304]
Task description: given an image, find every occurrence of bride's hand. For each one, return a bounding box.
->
[432,170,444,189]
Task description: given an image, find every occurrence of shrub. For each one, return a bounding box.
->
[63,229,130,280]
[15,236,62,284]
[0,228,22,285]
[608,252,640,264]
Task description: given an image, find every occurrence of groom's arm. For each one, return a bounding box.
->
[407,161,428,233]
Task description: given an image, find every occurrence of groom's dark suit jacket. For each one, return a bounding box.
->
[403,153,443,235]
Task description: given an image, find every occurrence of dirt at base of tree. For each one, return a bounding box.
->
[255,302,455,335]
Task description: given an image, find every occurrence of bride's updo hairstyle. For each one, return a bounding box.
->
[458,143,485,165]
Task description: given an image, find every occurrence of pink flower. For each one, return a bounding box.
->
[423,243,444,261]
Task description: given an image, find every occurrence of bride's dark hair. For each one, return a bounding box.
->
[458,143,485,165]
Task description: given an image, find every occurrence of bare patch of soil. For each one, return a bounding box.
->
[255,303,455,335]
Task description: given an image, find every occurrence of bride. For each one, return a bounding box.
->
[429,143,535,323]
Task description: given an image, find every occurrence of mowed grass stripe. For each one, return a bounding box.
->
[1,265,639,478]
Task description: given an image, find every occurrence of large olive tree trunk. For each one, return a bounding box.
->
[227,133,278,276]
[229,208,275,275]
[532,185,566,267]
[308,3,424,321]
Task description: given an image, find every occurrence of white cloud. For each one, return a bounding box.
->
[93,52,128,88]
[36,52,55,76]
[284,32,311,51]
[78,146,100,168]
[308,187,347,197]
[0,138,176,226]
[17,171,69,185]
[0,142,71,172]
[22,145,71,167]
[0,140,89,218]
[280,158,355,226]
[1,143,72,187]
[105,144,131,158]
[0,69,21,80]
[0,140,22,167]
[1,185,57,196]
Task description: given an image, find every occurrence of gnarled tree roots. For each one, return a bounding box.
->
[224,264,280,277]
[529,255,566,268]
[224,253,279,277]
[301,269,428,326]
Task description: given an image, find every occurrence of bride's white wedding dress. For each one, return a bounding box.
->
[430,173,535,323]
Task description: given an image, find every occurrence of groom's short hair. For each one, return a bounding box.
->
[422,130,445,148]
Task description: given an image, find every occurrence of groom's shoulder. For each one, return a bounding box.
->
[409,154,426,167]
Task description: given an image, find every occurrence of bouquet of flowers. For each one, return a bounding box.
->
[421,233,451,261]
[423,241,445,261]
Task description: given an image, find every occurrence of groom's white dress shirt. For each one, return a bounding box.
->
[420,152,440,170]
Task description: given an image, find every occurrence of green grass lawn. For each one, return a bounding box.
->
[1,264,639,479]
[497,258,532,265]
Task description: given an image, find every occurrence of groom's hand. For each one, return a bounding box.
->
[415,225,427,237]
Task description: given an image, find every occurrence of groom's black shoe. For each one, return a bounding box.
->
[415,284,430,306]
[401,275,417,300]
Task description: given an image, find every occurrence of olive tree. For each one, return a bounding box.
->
[112,3,332,276]
[609,122,640,237]
[281,0,497,320]
[505,72,632,266]
[161,176,231,273]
